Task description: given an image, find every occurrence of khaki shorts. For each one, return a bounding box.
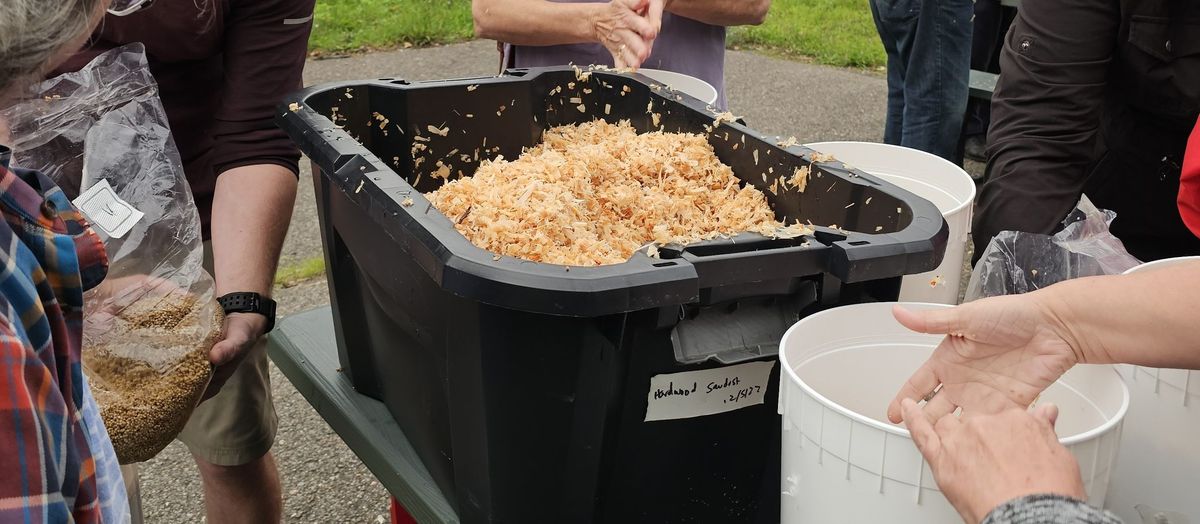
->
[176,242,278,467]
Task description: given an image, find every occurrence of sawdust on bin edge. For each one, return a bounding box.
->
[427,120,813,266]
[84,294,224,464]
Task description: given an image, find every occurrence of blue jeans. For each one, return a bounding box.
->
[870,0,973,163]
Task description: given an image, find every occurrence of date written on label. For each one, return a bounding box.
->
[644,361,776,422]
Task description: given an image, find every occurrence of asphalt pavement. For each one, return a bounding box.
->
[139,40,970,523]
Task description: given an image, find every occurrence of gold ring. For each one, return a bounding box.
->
[922,384,943,403]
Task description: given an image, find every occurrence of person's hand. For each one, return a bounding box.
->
[886,296,1080,425]
[901,399,1086,524]
[202,312,268,400]
[593,0,661,68]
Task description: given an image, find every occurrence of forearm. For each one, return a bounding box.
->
[209,164,297,297]
[1035,262,1200,368]
[473,0,601,45]
[665,0,770,26]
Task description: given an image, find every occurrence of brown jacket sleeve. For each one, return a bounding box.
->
[211,0,316,177]
[972,0,1121,257]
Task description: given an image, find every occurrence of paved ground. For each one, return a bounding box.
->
[138,40,977,522]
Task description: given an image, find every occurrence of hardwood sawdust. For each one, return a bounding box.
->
[427,120,811,266]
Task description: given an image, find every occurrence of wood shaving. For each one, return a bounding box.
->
[355,179,365,193]
[875,226,884,232]
[577,104,587,113]
[605,104,612,115]
[789,166,810,193]
[288,102,300,112]
[432,161,451,180]
[811,152,837,163]
[428,125,449,136]
[467,85,479,92]
[401,197,414,207]
[713,112,739,127]
[777,136,798,148]
[427,120,808,266]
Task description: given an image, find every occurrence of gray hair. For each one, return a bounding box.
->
[0,0,105,100]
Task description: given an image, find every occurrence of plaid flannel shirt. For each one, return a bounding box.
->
[0,146,109,523]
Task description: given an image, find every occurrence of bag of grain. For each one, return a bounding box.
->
[1,44,220,464]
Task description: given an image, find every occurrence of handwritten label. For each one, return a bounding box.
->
[73,179,143,239]
[645,361,776,422]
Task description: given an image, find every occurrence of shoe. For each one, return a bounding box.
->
[964,135,987,162]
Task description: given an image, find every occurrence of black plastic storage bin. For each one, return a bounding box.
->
[278,67,948,524]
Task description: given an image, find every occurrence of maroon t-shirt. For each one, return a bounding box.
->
[58,0,316,237]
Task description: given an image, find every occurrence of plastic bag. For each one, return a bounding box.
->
[1,44,221,464]
[965,195,1142,301]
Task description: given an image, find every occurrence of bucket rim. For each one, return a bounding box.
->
[1123,256,1200,275]
[634,68,719,105]
[780,302,1130,445]
[804,141,976,218]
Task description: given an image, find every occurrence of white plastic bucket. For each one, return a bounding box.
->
[779,302,1129,523]
[1105,256,1200,523]
[637,68,719,105]
[805,142,976,304]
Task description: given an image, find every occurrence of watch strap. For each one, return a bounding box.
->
[217,292,277,333]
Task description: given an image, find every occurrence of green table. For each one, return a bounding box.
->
[267,307,459,524]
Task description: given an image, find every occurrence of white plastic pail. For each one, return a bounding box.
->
[779,303,1129,523]
[805,143,976,304]
[636,69,719,105]
[1106,256,1200,523]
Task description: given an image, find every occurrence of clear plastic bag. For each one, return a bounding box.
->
[965,195,1143,301]
[1,44,221,464]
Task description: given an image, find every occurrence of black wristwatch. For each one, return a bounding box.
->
[217,292,277,333]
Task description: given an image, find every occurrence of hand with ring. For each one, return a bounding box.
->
[886,295,1080,425]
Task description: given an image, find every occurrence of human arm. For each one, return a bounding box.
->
[472,0,659,67]
[202,0,312,394]
[660,0,771,26]
[971,0,1120,257]
[887,261,1200,423]
[901,400,1120,524]
[206,165,296,393]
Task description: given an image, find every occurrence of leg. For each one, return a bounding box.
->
[194,452,282,523]
[899,0,974,163]
[174,242,283,522]
[178,341,281,523]
[869,0,919,145]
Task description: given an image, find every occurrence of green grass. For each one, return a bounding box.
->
[309,0,474,54]
[308,0,884,68]
[275,257,327,288]
[729,0,885,68]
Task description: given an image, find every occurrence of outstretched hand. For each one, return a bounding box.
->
[886,296,1079,425]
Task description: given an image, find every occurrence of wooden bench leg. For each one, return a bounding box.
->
[390,498,418,524]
